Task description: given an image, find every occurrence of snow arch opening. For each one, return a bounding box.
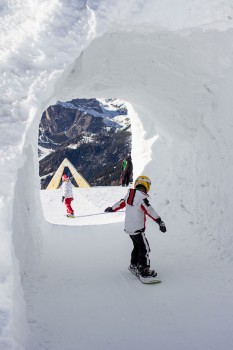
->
[37,96,154,224]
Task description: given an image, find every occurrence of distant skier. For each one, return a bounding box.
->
[105,175,166,279]
[121,155,133,186]
[61,174,74,217]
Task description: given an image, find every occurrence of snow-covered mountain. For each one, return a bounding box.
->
[1,1,233,350]
[38,98,132,188]
[57,98,128,122]
[39,98,130,152]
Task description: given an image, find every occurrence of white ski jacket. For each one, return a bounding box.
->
[111,188,160,235]
[62,181,73,198]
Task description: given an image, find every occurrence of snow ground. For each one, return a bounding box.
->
[22,187,233,350]
[40,187,126,226]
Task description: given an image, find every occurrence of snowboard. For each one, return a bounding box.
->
[139,276,161,284]
[128,267,161,284]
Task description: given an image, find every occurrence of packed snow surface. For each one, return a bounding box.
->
[22,187,233,350]
[1,0,233,350]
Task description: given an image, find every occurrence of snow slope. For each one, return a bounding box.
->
[1,0,233,349]
[26,187,233,350]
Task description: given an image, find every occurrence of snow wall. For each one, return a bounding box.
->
[1,1,233,349]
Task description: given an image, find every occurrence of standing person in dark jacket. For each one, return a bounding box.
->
[121,155,133,186]
[105,175,166,279]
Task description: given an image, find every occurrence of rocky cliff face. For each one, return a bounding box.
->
[38,98,132,188]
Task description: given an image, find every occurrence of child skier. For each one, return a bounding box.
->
[105,175,166,279]
[61,174,74,217]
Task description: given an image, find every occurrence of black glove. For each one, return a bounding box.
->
[62,196,65,203]
[156,217,167,233]
[159,222,167,233]
[105,207,113,213]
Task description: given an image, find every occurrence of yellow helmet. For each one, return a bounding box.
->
[134,175,151,193]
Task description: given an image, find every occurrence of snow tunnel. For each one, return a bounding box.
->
[53,30,233,257]
[8,20,233,350]
[13,27,233,288]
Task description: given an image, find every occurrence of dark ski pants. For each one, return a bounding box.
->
[122,171,131,186]
[130,231,151,268]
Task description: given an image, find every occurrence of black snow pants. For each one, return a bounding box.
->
[122,171,131,186]
[130,231,151,268]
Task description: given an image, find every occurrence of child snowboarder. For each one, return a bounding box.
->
[61,174,74,217]
[105,175,166,279]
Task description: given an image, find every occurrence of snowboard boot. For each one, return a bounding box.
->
[139,266,157,278]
